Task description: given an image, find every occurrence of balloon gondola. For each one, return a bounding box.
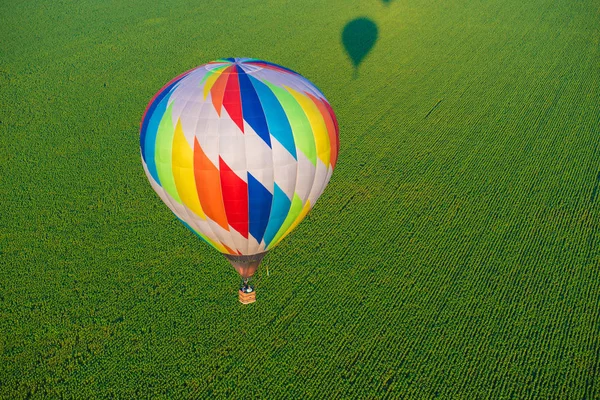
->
[140,58,339,303]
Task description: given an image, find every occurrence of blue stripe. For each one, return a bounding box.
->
[237,66,271,147]
[140,76,185,184]
[142,94,170,185]
[140,77,183,161]
[263,183,291,247]
[249,75,297,159]
[248,173,273,243]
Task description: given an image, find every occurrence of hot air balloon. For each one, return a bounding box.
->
[140,58,339,303]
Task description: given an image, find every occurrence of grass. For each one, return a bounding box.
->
[1,0,599,397]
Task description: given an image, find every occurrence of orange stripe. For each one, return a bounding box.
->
[322,100,339,168]
[222,243,236,254]
[193,138,229,230]
[306,92,337,168]
[210,66,234,116]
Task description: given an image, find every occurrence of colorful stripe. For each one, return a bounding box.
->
[249,76,295,158]
[248,173,273,243]
[141,68,193,166]
[209,68,229,115]
[306,92,338,168]
[222,67,244,132]
[237,66,270,147]
[264,81,317,166]
[219,157,248,238]
[193,138,229,230]
[154,102,180,203]
[140,58,339,255]
[172,120,206,219]
[287,86,330,166]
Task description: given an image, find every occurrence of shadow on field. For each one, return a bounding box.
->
[342,17,378,78]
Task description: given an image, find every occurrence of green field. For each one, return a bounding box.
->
[2,0,599,397]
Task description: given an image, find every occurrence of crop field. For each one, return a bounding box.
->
[1,0,600,397]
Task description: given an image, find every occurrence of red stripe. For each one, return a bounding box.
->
[210,67,232,116]
[219,157,248,238]
[222,68,244,133]
[321,100,340,168]
[193,138,229,231]
[306,92,338,169]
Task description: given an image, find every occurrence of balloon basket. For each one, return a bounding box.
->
[239,289,256,304]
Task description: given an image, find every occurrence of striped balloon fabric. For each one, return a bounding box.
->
[140,58,339,256]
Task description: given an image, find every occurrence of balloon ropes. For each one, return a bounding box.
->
[140,58,339,303]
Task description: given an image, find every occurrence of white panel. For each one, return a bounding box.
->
[195,135,220,169]
[176,97,204,148]
[297,75,327,100]
[271,135,297,199]
[171,76,220,149]
[144,163,190,226]
[253,69,324,101]
[244,122,274,193]
[247,234,261,255]
[197,94,217,119]
[170,86,193,121]
[179,204,212,241]
[189,213,237,252]
[218,108,247,182]
[257,240,266,253]
[183,66,208,85]
[312,166,334,209]
[142,161,182,217]
[307,158,328,206]
[168,66,209,118]
[193,95,221,166]
[228,225,248,254]
[205,115,222,139]
[178,92,202,118]
[205,219,237,253]
[294,150,316,203]
[205,62,229,72]
[249,167,274,194]
[179,103,199,139]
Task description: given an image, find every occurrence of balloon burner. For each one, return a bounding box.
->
[224,253,265,304]
[239,278,256,304]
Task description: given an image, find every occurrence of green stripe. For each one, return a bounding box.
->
[264,81,317,166]
[155,102,181,203]
[270,193,303,246]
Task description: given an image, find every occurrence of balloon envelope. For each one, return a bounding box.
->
[140,58,339,256]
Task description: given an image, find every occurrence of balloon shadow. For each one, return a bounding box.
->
[341,18,378,78]
[381,0,393,4]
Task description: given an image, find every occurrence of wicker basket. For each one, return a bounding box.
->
[239,289,256,304]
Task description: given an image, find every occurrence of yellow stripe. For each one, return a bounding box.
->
[287,87,331,166]
[203,68,224,99]
[171,120,206,220]
[272,200,311,248]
